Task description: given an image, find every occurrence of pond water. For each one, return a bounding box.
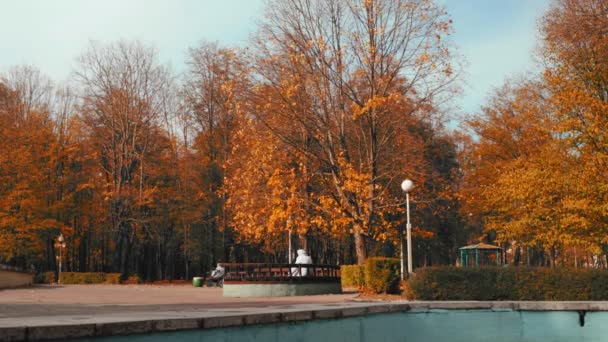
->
[71,309,608,342]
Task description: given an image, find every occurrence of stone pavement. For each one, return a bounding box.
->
[0,284,359,318]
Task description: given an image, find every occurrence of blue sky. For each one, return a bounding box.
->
[0,0,550,120]
[441,0,550,120]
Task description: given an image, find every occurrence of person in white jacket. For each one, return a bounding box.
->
[207,264,225,287]
[291,249,313,276]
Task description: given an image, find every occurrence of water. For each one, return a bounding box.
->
[69,309,608,342]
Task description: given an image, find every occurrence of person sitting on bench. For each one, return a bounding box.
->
[291,249,312,277]
[207,263,225,287]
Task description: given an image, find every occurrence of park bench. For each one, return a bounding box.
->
[218,263,342,297]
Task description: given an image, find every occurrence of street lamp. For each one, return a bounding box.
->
[401,179,414,278]
[287,216,293,264]
[56,233,66,283]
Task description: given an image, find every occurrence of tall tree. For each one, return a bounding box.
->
[180,42,250,271]
[75,40,174,278]
[541,0,608,265]
[0,70,65,269]
[251,0,458,263]
[542,0,608,166]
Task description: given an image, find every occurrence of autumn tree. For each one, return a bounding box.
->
[179,42,251,271]
[75,40,174,278]
[460,76,608,266]
[541,0,608,265]
[542,0,608,167]
[0,68,66,270]
[226,111,316,259]
[541,0,608,213]
[250,0,458,263]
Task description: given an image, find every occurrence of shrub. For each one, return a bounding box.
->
[104,273,122,284]
[365,257,401,294]
[45,271,56,284]
[406,266,500,300]
[407,266,608,300]
[59,272,110,284]
[341,265,365,288]
[124,274,142,284]
[34,271,56,284]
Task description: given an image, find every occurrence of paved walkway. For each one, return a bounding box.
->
[0,284,360,319]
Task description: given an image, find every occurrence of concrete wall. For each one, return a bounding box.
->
[223,282,342,297]
[74,310,608,342]
[0,269,33,289]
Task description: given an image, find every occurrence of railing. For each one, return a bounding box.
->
[0,264,33,274]
[219,263,340,283]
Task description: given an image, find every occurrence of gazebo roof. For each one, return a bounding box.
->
[459,243,502,250]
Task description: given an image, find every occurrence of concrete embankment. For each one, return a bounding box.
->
[0,266,33,289]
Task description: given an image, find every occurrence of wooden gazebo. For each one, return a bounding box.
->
[459,243,502,267]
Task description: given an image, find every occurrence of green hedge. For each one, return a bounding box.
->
[124,274,143,284]
[33,271,56,284]
[58,272,122,284]
[341,265,365,288]
[407,266,608,300]
[105,273,121,284]
[365,257,401,294]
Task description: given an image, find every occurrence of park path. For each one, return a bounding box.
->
[0,284,359,318]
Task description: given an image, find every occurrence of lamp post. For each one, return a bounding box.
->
[401,179,414,278]
[56,233,66,283]
[287,216,293,264]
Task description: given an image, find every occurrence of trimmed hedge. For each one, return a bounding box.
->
[124,274,143,284]
[407,266,608,300]
[33,271,56,284]
[365,257,401,294]
[105,273,121,284]
[341,265,365,288]
[59,272,122,284]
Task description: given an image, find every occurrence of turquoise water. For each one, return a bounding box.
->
[75,310,608,342]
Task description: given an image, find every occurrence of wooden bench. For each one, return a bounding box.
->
[218,263,342,297]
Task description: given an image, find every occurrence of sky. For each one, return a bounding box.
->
[441,0,551,122]
[0,0,551,122]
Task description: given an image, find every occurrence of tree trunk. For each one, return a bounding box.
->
[118,226,131,280]
[298,234,308,252]
[353,224,367,264]
[119,236,128,279]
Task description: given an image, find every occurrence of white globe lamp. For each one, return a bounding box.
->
[401,179,414,192]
